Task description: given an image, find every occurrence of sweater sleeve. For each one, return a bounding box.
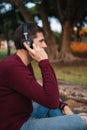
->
[7,59,63,109]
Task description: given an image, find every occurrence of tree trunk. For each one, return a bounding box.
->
[15,2,34,22]
[38,4,59,60]
[59,21,76,62]
[0,38,2,48]
[7,40,11,55]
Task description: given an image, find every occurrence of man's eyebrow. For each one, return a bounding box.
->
[39,39,45,42]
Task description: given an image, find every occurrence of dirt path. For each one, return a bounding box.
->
[59,81,87,113]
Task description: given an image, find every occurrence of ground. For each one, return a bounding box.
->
[59,81,87,113]
[56,58,87,113]
[39,58,87,113]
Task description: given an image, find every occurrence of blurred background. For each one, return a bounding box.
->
[0,0,87,60]
[0,0,87,85]
[0,0,87,83]
[0,0,87,112]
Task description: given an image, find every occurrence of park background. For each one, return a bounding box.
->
[0,0,87,113]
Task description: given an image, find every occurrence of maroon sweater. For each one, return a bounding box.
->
[0,54,63,130]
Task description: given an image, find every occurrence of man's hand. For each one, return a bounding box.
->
[63,105,74,115]
[23,42,48,62]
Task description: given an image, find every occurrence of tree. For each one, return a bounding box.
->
[0,4,22,55]
[2,0,34,22]
[37,1,59,60]
[1,0,59,60]
[0,0,36,55]
[1,0,87,62]
[53,0,87,62]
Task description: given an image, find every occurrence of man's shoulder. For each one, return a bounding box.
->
[0,54,18,70]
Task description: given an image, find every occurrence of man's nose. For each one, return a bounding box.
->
[42,42,47,48]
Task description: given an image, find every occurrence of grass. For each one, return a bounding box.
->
[52,63,87,85]
[32,61,87,86]
[0,49,8,60]
[0,48,16,60]
[0,49,87,85]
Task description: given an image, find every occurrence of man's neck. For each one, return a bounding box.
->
[16,49,31,66]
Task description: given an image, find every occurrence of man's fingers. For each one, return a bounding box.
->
[23,42,33,52]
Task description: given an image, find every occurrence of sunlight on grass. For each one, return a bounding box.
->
[52,64,87,85]
[0,49,7,60]
[32,61,87,85]
[0,49,16,60]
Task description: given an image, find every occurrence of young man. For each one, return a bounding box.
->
[0,22,86,130]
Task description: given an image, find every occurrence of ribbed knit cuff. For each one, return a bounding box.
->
[39,59,50,67]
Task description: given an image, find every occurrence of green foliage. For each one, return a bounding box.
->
[52,31,61,44]
[28,5,38,15]
[0,4,24,40]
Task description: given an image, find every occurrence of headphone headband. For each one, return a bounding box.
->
[22,23,28,40]
[21,22,33,49]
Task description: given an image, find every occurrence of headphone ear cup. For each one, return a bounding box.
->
[21,38,33,49]
[25,38,33,49]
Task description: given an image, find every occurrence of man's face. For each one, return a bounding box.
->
[33,32,47,49]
